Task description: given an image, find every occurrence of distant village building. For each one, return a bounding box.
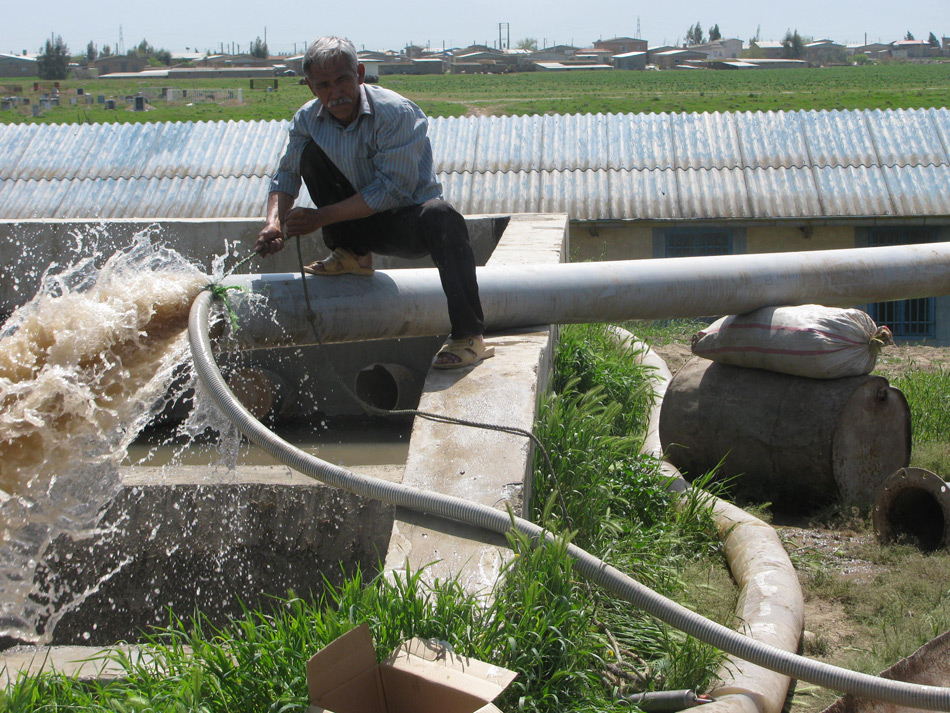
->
[527,45,580,63]
[613,51,647,70]
[534,62,612,72]
[647,45,679,64]
[805,40,847,65]
[196,54,274,68]
[749,40,786,59]
[890,39,933,58]
[93,55,148,76]
[593,37,647,54]
[572,49,614,64]
[846,43,892,59]
[0,52,36,78]
[686,39,743,59]
[384,58,444,75]
[360,60,381,81]
[169,52,206,64]
[654,49,707,69]
[449,46,525,73]
[709,58,808,70]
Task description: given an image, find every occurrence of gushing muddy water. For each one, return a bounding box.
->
[0,234,209,644]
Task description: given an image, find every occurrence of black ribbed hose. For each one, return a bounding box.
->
[189,290,950,711]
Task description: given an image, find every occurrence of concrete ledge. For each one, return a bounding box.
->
[35,465,399,647]
[0,645,163,686]
[383,214,569,591]
[0,215,507,320]
[0,213,568,680]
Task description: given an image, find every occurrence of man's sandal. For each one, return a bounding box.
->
[303,248,374,276]
[433,338,495,370]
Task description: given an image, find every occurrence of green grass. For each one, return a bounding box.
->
[0,556,602,713]
[876,366,950,475]
[3,62,948,125]
[532,323,729,694]
[621,319,710,349]
[0,322,730,711]
[890,368,950,446]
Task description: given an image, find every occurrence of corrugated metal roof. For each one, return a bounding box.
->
[1,108,949,222]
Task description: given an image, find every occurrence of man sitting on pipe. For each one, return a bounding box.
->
[253,36,493,369]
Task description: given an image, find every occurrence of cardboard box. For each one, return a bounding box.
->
[306,623,517,713]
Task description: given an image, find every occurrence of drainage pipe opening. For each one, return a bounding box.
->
[874,468,950,551]
[354,363,419,412]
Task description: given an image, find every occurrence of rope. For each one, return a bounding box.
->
[206,234,567,521]
[286,236,567,520]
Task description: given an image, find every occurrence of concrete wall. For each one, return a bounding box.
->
[568,218,950,344]
[569,222,655,261]
[746,224,856,253]
[570,221,886,262]
[0,217,505,320]
[5,213,567,648]
[44,466,400,646]
[0,216,508,416]
[383,213,569,592]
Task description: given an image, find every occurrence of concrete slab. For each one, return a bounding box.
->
[1,213,568,673]
[0,216,507,320]
[383,214,569,592]
[0,645,160,686]
[38,465,401,647]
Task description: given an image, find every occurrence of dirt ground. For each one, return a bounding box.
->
[651,340,950,713]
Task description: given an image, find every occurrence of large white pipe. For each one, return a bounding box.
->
[221,242,950,348]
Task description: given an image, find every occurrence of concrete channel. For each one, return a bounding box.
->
[7,215,950,713]
[0,213,568,679]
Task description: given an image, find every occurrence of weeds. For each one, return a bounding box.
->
[534,323,728,697]
[891,367,950,446]
[1,321,729,711]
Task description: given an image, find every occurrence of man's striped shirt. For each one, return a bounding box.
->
[270,83,443,212]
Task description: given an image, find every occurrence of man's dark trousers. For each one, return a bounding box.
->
[300,140,485,340]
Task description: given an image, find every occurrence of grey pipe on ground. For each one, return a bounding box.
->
[220,242,950,350]
[611,326,803,713]
[190,290,950,711]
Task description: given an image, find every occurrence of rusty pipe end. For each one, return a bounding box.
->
[873,467,950,551]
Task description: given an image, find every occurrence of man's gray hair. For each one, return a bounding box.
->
[303,37,359,77]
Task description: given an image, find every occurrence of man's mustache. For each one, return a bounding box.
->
[328,97,352,108]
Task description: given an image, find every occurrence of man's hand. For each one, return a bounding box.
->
[255,191,295,256]
[254,223,285,255]
[283,207,325,237]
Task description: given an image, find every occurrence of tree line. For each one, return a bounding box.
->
[682,22,944,60]
[35,34,271,79]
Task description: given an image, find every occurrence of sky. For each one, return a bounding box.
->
[5,0,947,57]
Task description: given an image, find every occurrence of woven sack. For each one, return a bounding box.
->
[691,305,893,379]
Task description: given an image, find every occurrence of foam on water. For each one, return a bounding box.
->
[0,231,210,644]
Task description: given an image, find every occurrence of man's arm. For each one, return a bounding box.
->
[255,172,378,255]
[282,192,376,238]
[254,191,295,254]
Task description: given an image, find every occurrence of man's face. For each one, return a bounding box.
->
[306,59,365,126]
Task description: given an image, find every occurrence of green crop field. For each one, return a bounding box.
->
[1,62,948,125]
